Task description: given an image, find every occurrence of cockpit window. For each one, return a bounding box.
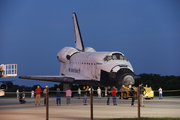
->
[104,53,128,61]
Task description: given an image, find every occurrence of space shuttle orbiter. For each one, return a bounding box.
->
[19,13,136,88]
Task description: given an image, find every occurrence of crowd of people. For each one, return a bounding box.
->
[16,84,163,106]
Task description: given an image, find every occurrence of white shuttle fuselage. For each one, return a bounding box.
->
[19,13,135,88]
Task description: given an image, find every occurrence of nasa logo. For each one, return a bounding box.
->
[69,68,80,73]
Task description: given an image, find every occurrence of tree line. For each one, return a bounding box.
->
[134,73,180,90]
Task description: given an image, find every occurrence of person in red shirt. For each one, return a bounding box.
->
[35,85,41,105]
[111,86,117,105]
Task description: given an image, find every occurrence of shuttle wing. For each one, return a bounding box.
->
[72,13,84,51]
[19,76,74,84]
[19,74,92,84]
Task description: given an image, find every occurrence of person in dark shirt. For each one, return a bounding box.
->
[56,88,61,106]
[129,85,135,106]
[83,86,88,105]
[107,86,111,105]
[43,86,48,106]
[19,94,26,104]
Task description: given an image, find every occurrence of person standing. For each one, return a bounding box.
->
[88,86,94,94]
[56,88,61,106]
[35,86,41,105]
[16,89,19,99]
[83,86,88,105]
[31,90,34,98]
[129,85,135,106]
[78,88,81,99]
[111,86,117,105]
[66,87,72,105]
[97,87,101,99]
[43,86,48,106]
[158,87,163,99]
[140,83,145,107]
[107,86,111,105]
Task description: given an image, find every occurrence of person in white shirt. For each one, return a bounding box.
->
[77,88,81,99]
[88,86,94,94]
[97,87,101,99]
[158,87,163,99]
[16,89,19,99]
[31,90,34,98]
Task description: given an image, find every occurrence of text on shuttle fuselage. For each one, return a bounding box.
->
[69,68,80,73]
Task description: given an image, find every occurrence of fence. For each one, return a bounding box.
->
[1,88,180,120]
[3,89,180,98]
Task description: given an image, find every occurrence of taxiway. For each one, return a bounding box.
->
[0,97,180,120]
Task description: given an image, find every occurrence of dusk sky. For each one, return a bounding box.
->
[1,0,180,87]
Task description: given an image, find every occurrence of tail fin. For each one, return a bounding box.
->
[72,13,84,52]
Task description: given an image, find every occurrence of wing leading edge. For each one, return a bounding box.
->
[19,74,93,84]
[19,76,74,84]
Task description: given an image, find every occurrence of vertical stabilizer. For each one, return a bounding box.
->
[72,13,84,52]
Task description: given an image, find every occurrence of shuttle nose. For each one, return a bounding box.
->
[0,83,8,91]
[109,66,134,87]
[121,75,134,86]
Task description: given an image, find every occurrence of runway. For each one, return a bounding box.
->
[0,96,180,120]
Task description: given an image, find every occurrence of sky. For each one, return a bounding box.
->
[0,0,180,87]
